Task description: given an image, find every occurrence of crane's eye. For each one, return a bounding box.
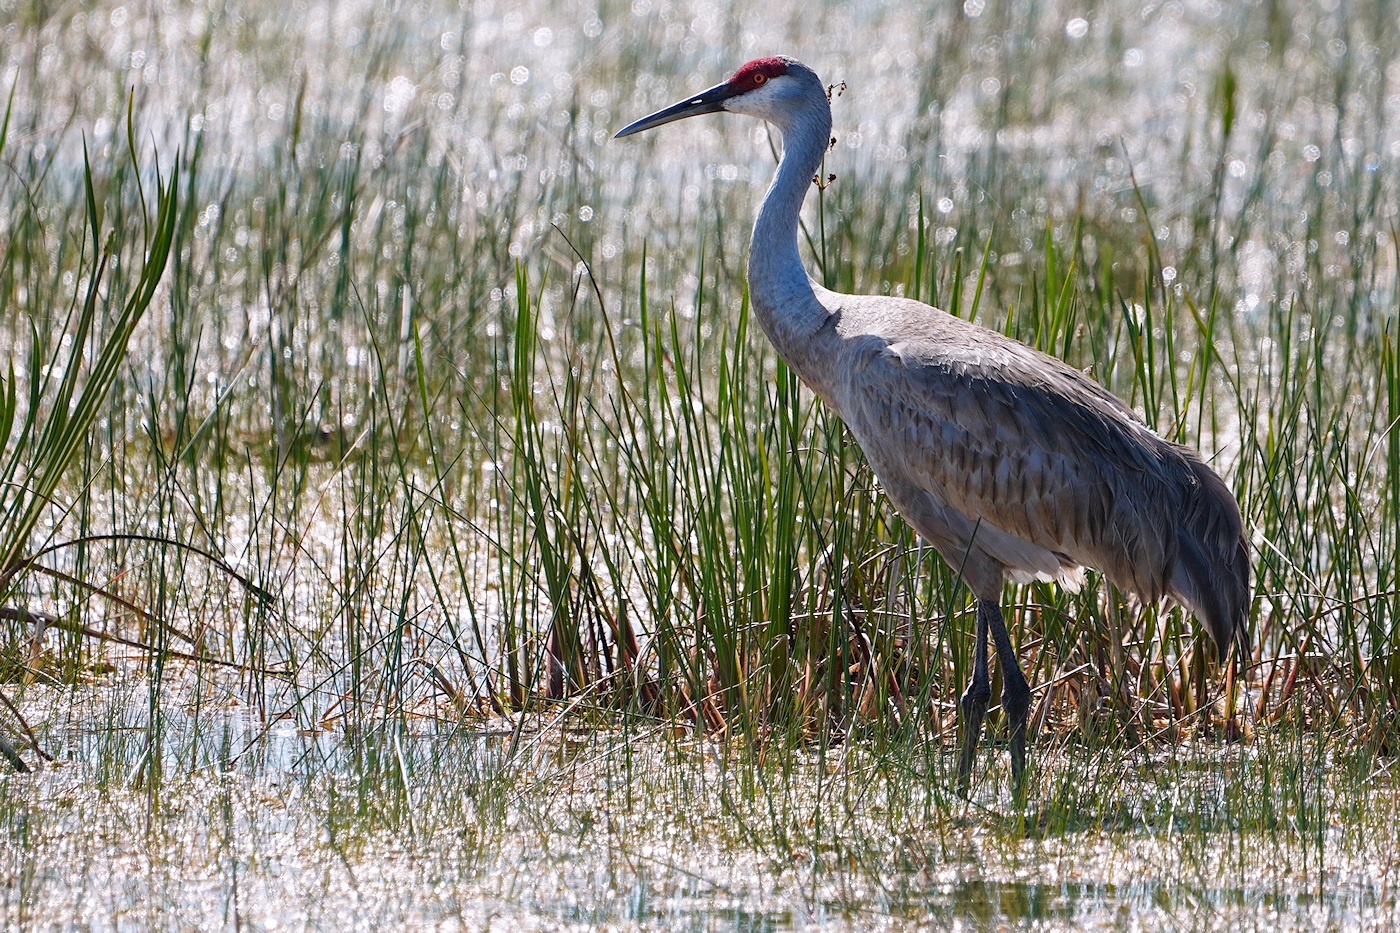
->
[753,73,767,85]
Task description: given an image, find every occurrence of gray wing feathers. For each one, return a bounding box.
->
[1169,459,1251,659]
[841,326,1249,655]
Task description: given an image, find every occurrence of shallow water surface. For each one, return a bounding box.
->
[3,710,1397,930]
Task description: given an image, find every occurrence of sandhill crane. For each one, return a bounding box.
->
[615,56,1250,793]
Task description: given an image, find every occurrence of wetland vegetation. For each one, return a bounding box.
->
[1,0,1398,928]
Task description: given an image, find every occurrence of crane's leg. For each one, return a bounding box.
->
[986,599,1032,791]
[956,600,992,793]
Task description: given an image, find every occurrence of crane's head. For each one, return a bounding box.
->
[614,56,822,138]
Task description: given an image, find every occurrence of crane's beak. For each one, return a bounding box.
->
[614,80,735,138]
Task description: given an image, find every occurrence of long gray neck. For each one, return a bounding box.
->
[746,95,834,363]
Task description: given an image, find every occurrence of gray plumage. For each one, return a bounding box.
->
[821,290,1250,650]
[617,56,1250,793]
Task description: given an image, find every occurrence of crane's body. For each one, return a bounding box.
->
[616,56,1250,792]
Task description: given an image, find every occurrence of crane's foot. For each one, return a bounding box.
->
[957,687,990,795]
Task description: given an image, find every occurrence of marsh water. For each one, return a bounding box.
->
[5,687,1396,931]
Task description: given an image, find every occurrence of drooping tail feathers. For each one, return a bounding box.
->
[1169,456,1251,662]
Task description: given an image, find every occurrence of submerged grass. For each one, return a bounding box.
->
[0,0,1398,927]
[0,710,1393,929]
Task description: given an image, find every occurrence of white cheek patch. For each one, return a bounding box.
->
[725,81,789,119]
